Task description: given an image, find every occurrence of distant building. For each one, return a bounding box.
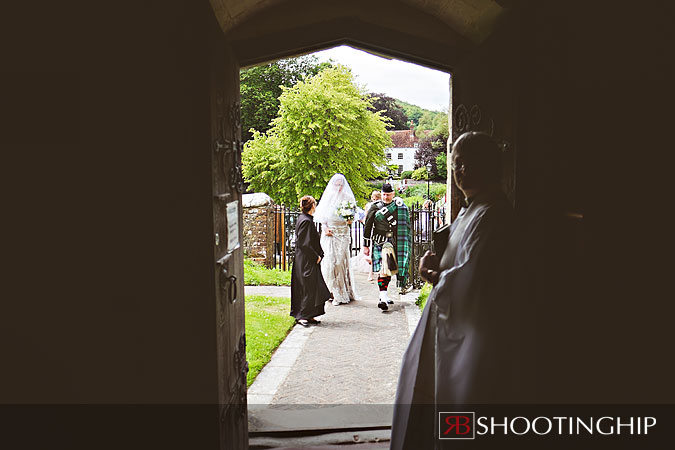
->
[384,124,430,175]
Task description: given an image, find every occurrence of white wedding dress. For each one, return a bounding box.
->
[314,174,361,305]
[320,219,359,304]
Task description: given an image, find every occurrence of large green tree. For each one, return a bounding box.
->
[243,66,391,205]
[240,56,332,142]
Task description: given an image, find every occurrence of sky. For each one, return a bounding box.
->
[311,45,450,112]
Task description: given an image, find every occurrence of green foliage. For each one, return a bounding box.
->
[403,195,425,208]
[396,99,447,134]
[415,125,448,176]
[416,282,432,311]
[402,183,446,201]
[240,56,333,142]
[435,151,448,180]
[366,180,384,192]
[244,258,292,285]
[243,66,391,206]
[367,92,409,129]
[396,100,425,126]
[416,111,449,139]
[245,295,296,386]
[400,170,413,179]
[411,167,429,180]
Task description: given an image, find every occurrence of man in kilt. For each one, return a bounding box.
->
[362,183,411,311]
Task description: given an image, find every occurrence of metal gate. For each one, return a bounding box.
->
[271,205,299,270]
[271,202,446,290]
[409,201,446,288]
[272,206,367,270]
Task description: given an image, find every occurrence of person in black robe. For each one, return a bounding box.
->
[390,132,521,449]
[290,195,331,326]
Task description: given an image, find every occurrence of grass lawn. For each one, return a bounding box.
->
[245,295,295,387]
[416,282,432,311]
[244,258,292,286]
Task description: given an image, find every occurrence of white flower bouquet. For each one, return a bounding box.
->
[336,200,357,223]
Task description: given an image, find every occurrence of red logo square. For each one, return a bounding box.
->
[439,412,476,440]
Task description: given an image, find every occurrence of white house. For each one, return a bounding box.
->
[383,125,429,175]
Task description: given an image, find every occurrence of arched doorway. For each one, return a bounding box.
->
[207,0,519,447]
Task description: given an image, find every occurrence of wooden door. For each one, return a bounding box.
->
[449,34,519,221]
[209,12,248,450]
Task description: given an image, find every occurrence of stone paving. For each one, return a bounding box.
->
[247,267,421,434]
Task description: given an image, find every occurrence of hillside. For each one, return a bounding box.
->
[395,99,448,138]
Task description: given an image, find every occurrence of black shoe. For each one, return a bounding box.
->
[308,318,321,324]
[378,301,388,311]
[387,300,394,305]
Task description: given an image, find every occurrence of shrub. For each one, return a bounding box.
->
[405,183,446,201]
[403,195,425,209]
[411,167,429,180]
[400,170,413,179]
[416,283,432,310]
[366,180,383,192]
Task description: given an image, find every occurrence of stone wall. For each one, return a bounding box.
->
[242,193,274,267]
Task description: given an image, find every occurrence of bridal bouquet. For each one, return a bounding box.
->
[336,200,357,222]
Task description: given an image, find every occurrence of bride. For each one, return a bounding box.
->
[314,174,359,306]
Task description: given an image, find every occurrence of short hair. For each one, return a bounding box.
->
[452,131,502,184]
[299,195,316,213]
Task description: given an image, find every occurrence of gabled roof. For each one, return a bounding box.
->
[389,130,417,148]
[387,129,432,148]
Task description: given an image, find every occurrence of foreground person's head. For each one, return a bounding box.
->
[451,132,502,198]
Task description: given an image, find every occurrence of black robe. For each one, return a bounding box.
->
[290,212,330,320]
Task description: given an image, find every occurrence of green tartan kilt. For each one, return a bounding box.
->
[371,243,383,272]
[371,238,395,273]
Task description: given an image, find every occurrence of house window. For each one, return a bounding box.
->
[398,153,403,159]
[386,153,392,159]
[398,165,404,173]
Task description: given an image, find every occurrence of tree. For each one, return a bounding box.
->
[240,56,332,142]
[435,151,447,180]
[367,93,409,129]
[243,66,391,205]
[415,132,446,174]
[414,113,449,176]
[416,110,448,138]
[397,100,425,126]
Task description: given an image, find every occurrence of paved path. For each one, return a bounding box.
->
[245,285,291,298]
[247,268,421,435]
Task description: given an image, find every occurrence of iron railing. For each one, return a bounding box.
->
[408,201,446,288]
[272,202,446,289]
